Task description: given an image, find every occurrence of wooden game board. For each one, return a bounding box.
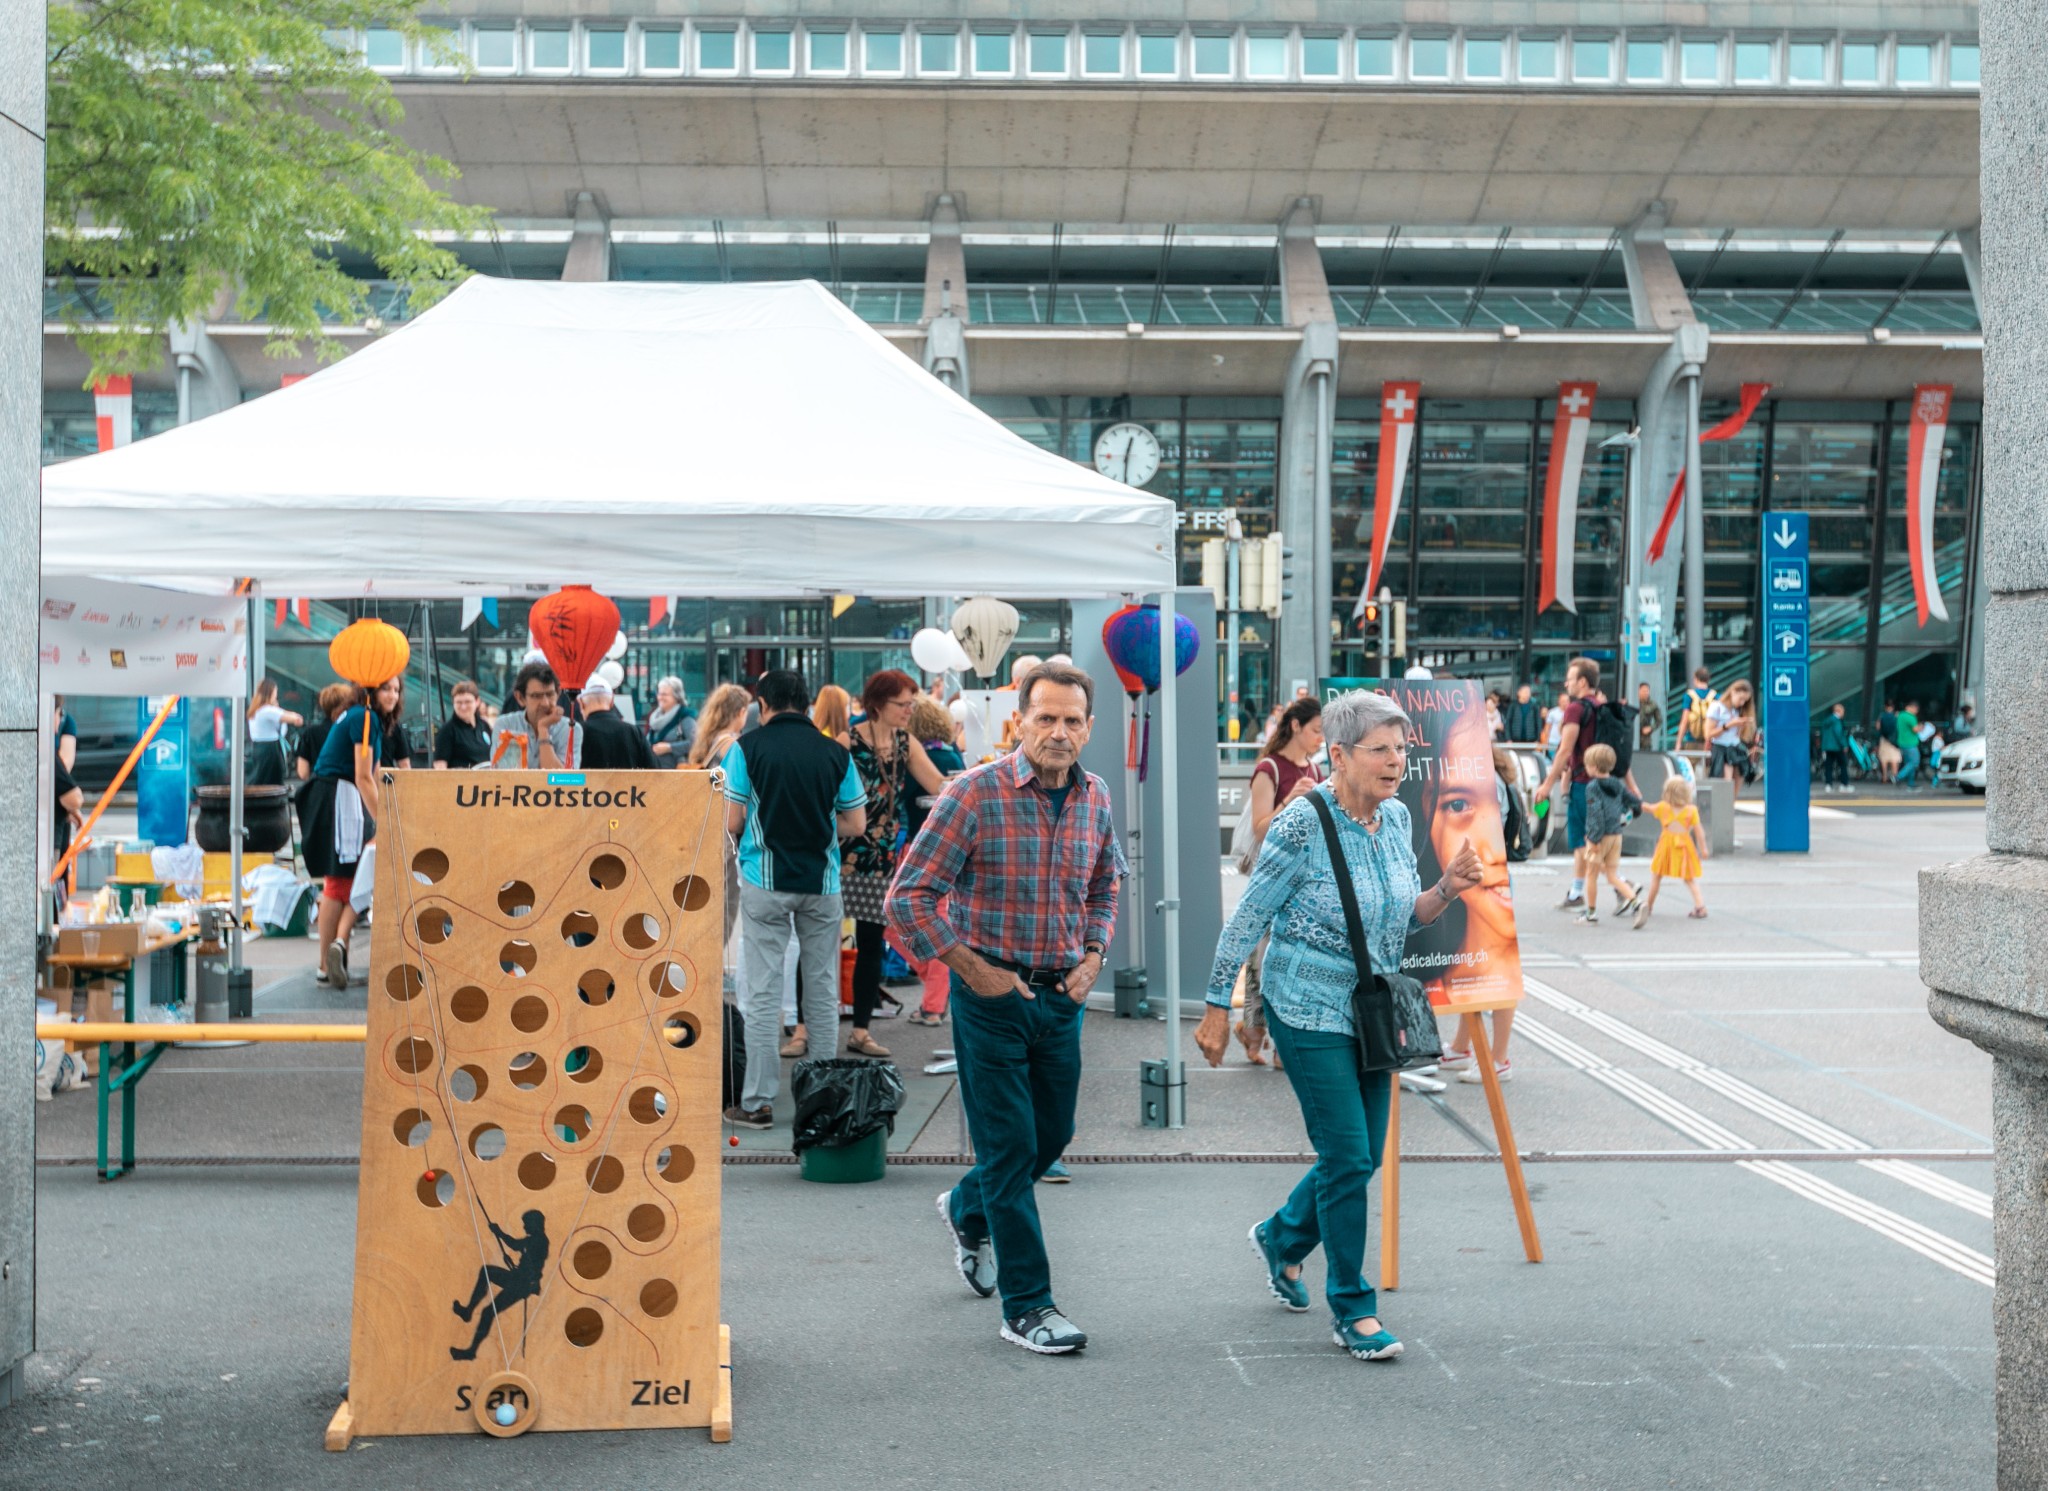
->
[330,769,729,1443]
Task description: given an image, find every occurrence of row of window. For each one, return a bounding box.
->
[355,22,1979,91]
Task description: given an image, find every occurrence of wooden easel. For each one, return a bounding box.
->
[326,770,732,1446]
[1380,1002,1542,1290]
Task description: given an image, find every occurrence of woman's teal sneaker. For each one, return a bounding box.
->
[1248,1220,1309,1312]
[1332,1319,1404,1362]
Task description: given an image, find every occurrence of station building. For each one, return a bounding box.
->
[41,1,1985,741]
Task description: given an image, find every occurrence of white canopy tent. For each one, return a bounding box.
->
[40,277,1196,1123]
[41,277,1174,598]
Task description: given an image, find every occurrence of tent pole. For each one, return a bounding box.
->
[229,584,253,976]
[1158,588,1184,1129]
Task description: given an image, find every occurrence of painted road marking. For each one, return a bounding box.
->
[1522,977,1993,1223]
[1514,1012,1994,1288]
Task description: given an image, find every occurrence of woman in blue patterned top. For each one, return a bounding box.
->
[1197,690,1482,1363]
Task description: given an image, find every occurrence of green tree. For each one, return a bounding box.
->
[46,0,489,383]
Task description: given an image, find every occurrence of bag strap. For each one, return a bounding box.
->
[1306,792,1376,991]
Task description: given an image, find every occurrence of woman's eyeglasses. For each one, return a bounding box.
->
[1338,742,1409,762]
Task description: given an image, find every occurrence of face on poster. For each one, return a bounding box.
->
[1322,677,1524,1009]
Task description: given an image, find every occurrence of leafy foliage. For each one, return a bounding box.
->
[46,0,490,382]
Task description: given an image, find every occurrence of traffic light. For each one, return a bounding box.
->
[1357,600,1380,631]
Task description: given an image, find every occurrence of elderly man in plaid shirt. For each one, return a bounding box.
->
[887,661,1124,1356]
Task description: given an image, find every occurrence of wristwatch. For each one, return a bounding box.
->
[1083,941,1106,959]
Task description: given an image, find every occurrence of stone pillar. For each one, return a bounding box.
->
[921,194,969,395]
[560,189,612,283]
[0,0,46,1408]
[1923,2,2048,1483]
[167,320,242,423]
[1274,198,1336,692]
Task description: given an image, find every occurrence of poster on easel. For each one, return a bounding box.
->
[1319,677,1524,1009]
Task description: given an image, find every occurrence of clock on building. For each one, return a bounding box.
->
[1092,422,1162,487]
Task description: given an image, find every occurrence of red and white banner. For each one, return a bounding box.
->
[1538,381,1597,614]
[1906,384,1953,626]
[1355,381,1420,613]
[1647,382,1771,564]
[273,597,312,628]
[93,376,132,452]
[650,596,677,628]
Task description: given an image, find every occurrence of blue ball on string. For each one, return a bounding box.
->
[1100,603,1200,696]
[494,1403,518,1427]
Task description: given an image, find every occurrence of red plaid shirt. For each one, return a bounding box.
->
[886,751,1123,969]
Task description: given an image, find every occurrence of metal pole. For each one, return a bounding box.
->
[1225,510,1242,744]
[1681,371,1707,681]
[1125,691,1144,972]
[1377,584,1392,677]
[1312,369,1334,681]
[1158,587,1184,1128]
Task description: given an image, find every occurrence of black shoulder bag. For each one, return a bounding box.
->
[1306,792,1443,1074]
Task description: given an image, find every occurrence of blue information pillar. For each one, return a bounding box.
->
[135,696,190,849]
[1762,513,1811,853]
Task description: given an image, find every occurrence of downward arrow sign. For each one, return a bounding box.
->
[1772,519,1798,549]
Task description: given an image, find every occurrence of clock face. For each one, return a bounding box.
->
[1093,422,1162,487]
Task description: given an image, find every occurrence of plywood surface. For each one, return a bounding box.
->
[344,770,725,1436]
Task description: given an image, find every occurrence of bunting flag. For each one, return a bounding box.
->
[1538,381,1598,614]
[650,596,677,628]
[1355,380,1420,612]
[93,376,132,451]
[1647,383,1771,564]
[271,598,312,628]
[460,596,483,631]
[1905,384,1953,626]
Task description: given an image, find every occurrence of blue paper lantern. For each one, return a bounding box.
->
[1101,603,1199,696]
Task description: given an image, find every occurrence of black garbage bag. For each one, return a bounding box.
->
[790,1058,906,1154]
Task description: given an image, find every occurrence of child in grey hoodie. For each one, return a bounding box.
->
[1578,743,1641,923]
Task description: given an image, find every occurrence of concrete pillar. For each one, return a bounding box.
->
[1923,4,2048,1483]
[1274,198,1337,691]
[1627,323,1710,699]
[1957,224,1984,318]
[1621,204,1699,332]
[922,195,970,395]
[166,321,242,424]
[561,190,612,283]
[0,0,45,1407]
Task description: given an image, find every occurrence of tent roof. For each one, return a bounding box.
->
[41,278,1175,599]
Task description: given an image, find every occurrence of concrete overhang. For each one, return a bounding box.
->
[390,81,1979,230]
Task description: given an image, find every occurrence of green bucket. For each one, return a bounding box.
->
[108,880,164,915]
[798,1127,888,1184]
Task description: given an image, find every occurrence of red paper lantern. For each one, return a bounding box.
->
[529,586,621,690]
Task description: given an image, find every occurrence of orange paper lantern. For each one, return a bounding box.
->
[328,618,411,689]
[529,585,621,691]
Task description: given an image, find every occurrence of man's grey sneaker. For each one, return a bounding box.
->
[1001,1307,1087,1355]
[1333,1319,1404,1361]
[722,1104,771,1130]
[937,1190,997,1298]
[1249,1220,1309,1312]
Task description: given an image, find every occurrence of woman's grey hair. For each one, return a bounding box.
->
[656,676,685,703]
[1322,689,1411,749]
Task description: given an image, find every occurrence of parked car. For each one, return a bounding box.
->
[1938,733,1987,795]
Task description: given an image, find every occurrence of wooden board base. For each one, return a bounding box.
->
[324,1399,354,1452]
[711,1324,733,1444]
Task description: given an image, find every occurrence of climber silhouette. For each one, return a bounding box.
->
[451,1209,550,1362]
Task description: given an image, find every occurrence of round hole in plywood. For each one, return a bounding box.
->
[565,1046,602,1084]
[411,847,449,885]
[586,1154,624,1194]
[393,1036,433,1075]
[517,1152,556,1191]
[469,1124,507,1161]
[662,1013,700,1049]
[656,1145,695,1184]
[497,880,536,917]
[572,1239,612,1280]
[588,854,626,891]
[509,994,550,1034]
[640,1279,679,1318]
[671,875,712,912]
[564,1307,604,1349]
[416,1170,455,1208]
[386,965,424,1002]
[626,1204,666,1244]
[650,962,689,1000]
[417,908,454,945]
[622,912,662,951]
[394,1109,431,1147]
[560,910,599,949]
[449,986,488,1024]
[576,970,615,1006]
[499,941,537,977]
[555,1105,591,1144]
[628,1086,668,1124]
[508,1052,544,1091]
[451,1064,487,1102]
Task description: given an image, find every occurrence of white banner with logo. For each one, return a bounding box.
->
[40,579,248,695]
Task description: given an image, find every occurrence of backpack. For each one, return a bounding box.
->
[1591,697,1638,774]
[1683,687,1718,745]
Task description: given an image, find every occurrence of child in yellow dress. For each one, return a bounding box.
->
[1633,775,1710,928]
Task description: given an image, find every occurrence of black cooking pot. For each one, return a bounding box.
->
[195,784,293,854]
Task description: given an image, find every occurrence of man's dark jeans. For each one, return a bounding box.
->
[946,969,1084,1319]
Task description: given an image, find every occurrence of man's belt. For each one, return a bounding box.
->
[976,950,1072,989]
